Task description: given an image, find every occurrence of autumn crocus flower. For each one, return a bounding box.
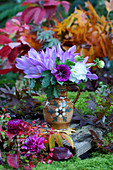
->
[7,119,23,134]
[54,64,71,82]
[21,134,45,156]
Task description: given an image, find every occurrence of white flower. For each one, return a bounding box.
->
[69,62,87,83]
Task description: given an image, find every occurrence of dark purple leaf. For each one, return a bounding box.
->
[52,147,73,161]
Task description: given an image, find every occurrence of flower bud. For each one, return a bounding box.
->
[98,60,105,68]
[74,55,80,62]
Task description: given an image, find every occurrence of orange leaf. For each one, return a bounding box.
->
[99,36,107,56]
[49,134,55,149]
[85,1,102,23]
[60,133,74,148]
[54,132,63,147]
[105,0,113,13]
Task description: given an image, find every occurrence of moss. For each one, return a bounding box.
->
[33,154,113,170]
[68,91,101,115]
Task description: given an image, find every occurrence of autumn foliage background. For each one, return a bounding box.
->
[0,0,113,77]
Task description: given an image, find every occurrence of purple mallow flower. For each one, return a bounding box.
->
[7,119,23,134]
[21,134,44,156]
[54,64,71,82]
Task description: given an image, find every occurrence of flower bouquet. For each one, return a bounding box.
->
[16,44,104,129]
[16,44,103,100]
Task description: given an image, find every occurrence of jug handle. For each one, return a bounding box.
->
[72,85,81,107]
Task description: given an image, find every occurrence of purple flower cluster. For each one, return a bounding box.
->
[7,119,23,134]
[21,134,44,156]
[16,44,78,79]
[16,44,98,84]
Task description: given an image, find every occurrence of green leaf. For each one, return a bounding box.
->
[54,132,63,147]
[50,75,57,85]
[60,133,74,148]
[37,30,54,41]
[58,81,64,85]
[46,38,61,48]
[41,70,52,88]
[44,86,54,101]
[33,79,41,91]
[53,86,59,98]
[41,70,51,77]
[29,79,35,95]
[41,77,50,88]
[64,59,75,69]
[49,134,55,149]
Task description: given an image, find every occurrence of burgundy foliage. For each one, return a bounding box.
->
[52,147,73,161]
[21,0,70,24]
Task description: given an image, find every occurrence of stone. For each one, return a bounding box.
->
[63,124,103,157]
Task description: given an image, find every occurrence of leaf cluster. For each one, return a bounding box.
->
[55,58,75,69]
[37,30,61,49]
[53,1,113,64]
[0,84,43,119]
[40,70,58,101]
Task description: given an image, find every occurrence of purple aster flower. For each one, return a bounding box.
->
[54,64,71,82]
[21,134,44,156]
[7,119,23,134]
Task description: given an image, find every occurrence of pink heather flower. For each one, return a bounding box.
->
[7,119,23,134]
[21,134,45,156]
[54,64,71,82]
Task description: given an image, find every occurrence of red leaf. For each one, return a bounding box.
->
[6,131,16,140]
[21,6,45,24]
[44,6,57,20]
[0,19,20,34]
[0,35,12,44]
[34,7,46,24]
[60,1,70,13]
[8,47,18,63]
[0,46,11,59]
[43,0,59,20]
[7,151,19,169]
[0,68,13,75]
[53,147,73,161]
